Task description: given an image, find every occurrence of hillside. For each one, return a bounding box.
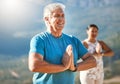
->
[0,55,120,84]
[64,5,120,41]
[0,55,33,84]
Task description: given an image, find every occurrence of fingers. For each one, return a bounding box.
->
[69,53,76,71]
[62,45,73,69]
[62,53,71,69]
[66,45,76,71]
[96,43,102,54]
[62,45,76,71]
[66,45,72,56]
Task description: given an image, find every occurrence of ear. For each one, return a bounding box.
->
[44,17,49,21]
[86,30,89,34]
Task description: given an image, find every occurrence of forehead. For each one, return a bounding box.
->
[89,27,98,30]
[51,8,64,14]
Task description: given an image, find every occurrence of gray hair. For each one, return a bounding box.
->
[43,3,65,18]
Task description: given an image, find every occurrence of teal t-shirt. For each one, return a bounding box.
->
[29,32,88,84]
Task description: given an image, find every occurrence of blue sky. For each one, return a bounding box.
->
[0,0,120,57]
[0,0,48,56]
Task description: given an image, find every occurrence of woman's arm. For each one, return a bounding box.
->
[99,40,114,56]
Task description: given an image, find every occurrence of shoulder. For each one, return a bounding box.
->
[32,32,49,40]
[82,40,87,44]
[97,40,110,50]
[30,32,49,44]
[97,40,106,46]
[63,34,83,46]
[63,33,74,38]
[82,40,88,48]
[63,33,80,41]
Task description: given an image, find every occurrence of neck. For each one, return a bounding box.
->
[87,37,96,43]
[48,30,62,37]
[47,26,62,37]
[51,32,62,37]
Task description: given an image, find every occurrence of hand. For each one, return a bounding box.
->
[93,52,103,57]
[62,45,72,69]
[95,43,102,54]
[69,51,76,71]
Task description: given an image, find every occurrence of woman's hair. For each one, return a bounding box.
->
[87,24,99,30]
[43,3,65,18]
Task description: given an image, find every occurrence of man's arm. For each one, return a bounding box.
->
[28,53,70,73]
[76,53,97,71]
[28,45,72,73]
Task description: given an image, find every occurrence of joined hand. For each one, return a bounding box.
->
[62,45,76,71]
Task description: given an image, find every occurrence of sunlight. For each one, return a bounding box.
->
[0,0,32,24]
[3,0,20,12]
[1,0,25,15]
[0,0,31,29]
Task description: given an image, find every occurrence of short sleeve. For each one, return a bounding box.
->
[78,40,88,58]
[73,37,88,59]
[29,35,44,56]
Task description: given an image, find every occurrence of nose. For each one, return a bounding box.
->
[57,16,65,23]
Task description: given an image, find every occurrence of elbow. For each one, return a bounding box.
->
[28,62,37,72]
[29,65,36,72]
[29,66,36,72]
[111,51,114,56]
[109,51,114,57]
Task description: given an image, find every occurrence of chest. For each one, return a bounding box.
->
[43,37,78,64]
[87,42,102,54]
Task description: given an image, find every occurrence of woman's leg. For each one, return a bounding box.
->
[80,73,95,84]
[95,74,104,84]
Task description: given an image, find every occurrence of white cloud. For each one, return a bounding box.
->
[13,30,44,38]
[26,0,52,5]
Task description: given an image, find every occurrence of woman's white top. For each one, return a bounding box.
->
[80,40,104,80]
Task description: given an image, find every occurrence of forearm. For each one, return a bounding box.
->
[29,53,67,73]
[29,45,72,73]
[102,50,114,57]
[76,56,96,71]
[29,60,67,73]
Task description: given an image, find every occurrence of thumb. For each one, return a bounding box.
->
[66,45,72,56]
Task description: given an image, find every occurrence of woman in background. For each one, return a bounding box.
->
[80,24,114,84]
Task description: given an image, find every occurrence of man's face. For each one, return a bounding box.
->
[48,8,65,34]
